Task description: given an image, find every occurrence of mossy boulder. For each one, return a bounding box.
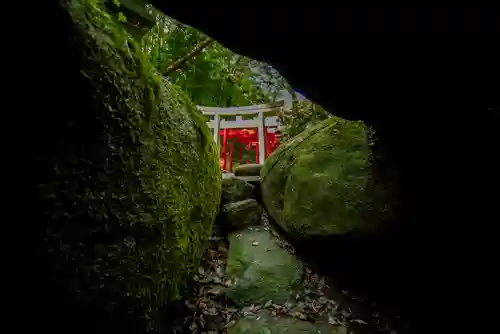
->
[228,310,347,334]
[261,117,387,237]
[37,0,221,332]
[226,230,302,306]
[222,176,257,203]
[224,199,262,229]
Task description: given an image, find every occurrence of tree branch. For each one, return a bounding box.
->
[163,37,215,75]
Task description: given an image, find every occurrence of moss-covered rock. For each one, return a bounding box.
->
[222,176,257,203]
[37,0,221,332]
[228,310,347,334]
[234,163,263,177]
[226,230,302,306]
[224,199,262,229]
[261,117,387,237]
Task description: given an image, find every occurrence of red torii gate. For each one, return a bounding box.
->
[197,102,283,171]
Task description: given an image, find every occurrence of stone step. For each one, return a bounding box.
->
[234,164,263,177]
[235,175,260,186]
[223,199,262,229]
[222,176,257,203]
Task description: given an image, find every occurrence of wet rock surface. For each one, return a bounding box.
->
[224,199,262,229]
[222,176,258,203]
[228,310,347,334]
[234,163,263,177]
[225,227,302,307]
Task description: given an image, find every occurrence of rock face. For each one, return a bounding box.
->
[226,230,303,306]
[234,163,263,177]
[222,176,257,203]
[228,310,347,334]
[36,0,221,332]
[218,176,262,232]
[261,117,387,237]
[224,199,262,229]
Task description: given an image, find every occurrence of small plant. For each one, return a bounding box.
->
[279,97,330,141]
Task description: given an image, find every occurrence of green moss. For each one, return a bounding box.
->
[226,230,302,306]
[39,0,221,331]
[228,311,347,334]
[261,117,387,237]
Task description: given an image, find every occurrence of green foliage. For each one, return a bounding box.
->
[40,0,221,331]
[279,99,331,141]
[118,11,127,22]
[261,117,389,237]
[141,16,273,107]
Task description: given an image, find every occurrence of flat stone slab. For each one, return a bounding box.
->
[223,172,236,179]
[224,199,262,229]
[228,310,347,334]
[226,229,302,307]
[235,164,263,177]
[236,175,261,186]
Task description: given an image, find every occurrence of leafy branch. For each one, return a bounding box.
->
[163,37,215,75]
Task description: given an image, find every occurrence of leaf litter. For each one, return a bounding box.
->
[171,211,397,333]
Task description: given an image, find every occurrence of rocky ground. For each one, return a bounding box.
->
[173,219,394,333]
[171,171,398,334]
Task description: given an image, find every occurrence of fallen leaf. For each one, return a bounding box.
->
[341,309,351,317]
[225,320,236,328]
[205,307,217,316]
[328,315,338,325]
[208,249,217,258]
[294,311,307,320]
[198,277,212,284]
[351,319,368,324]
[207,288,221,295]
